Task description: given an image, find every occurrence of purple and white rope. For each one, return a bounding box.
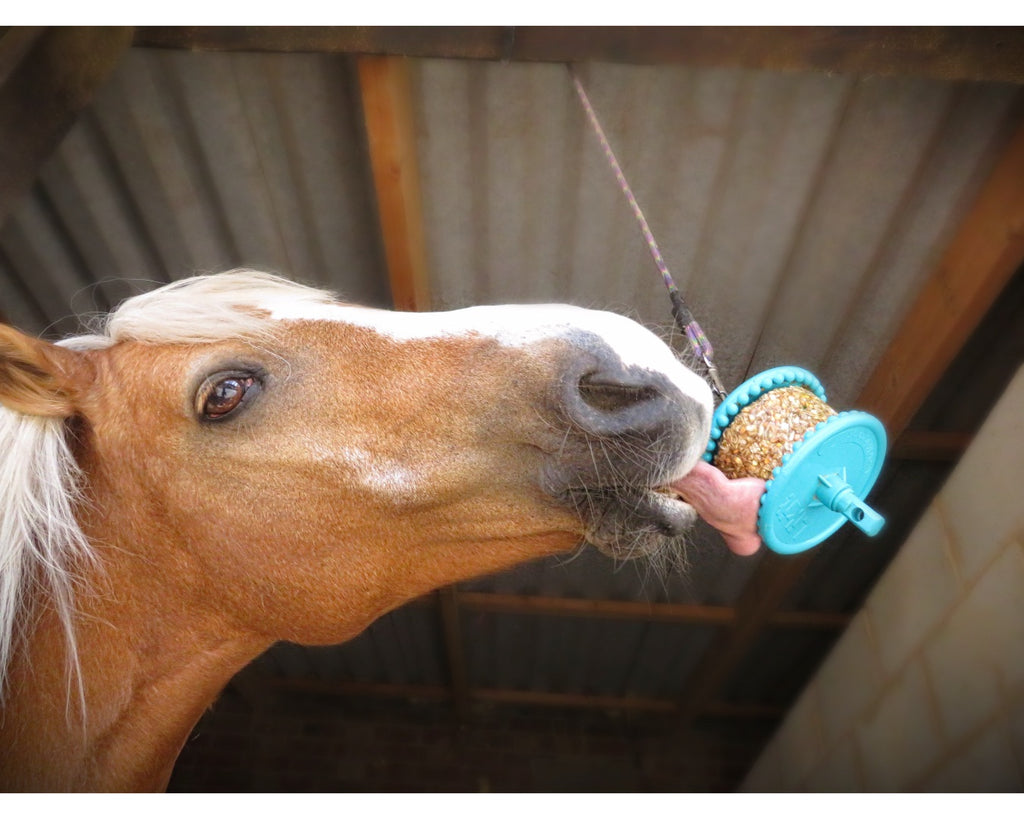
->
[569,66,726,399]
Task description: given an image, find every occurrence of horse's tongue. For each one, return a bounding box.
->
[670,460,765,556]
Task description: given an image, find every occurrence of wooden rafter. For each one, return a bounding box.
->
[0,26,133,226]
[455,591,849,631]
[357,55,431,312]
[437,587,471,720]
[267,676,785,720]
[135,27,1024,84]
[858,122,1024,439]
[677,118,1024,727]
[677,556,813,725]
[0,27,44,85]
[889,430,974,462]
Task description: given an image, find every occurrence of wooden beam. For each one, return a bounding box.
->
[0,26,133,226]
[459,590,733,626]
[890,429,974,462]
[273,677,452,702]
[768,609,850,630]
[472,687,677,714]
[266,675,784,719]
[437,587,471,720]
[138,26,512,61]
[0,27,44,86]
[456,591,849,631]
[677,555,813,725]
[676,118,1024,727]
[859,121,1024,439]
[357,55,431,312]
[135,26,1024,84]
[703,701,786,721]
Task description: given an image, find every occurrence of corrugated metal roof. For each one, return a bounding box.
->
[412,59,1018,414]
[1,49,391,340]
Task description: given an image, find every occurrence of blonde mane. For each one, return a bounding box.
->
[0,270,339,704]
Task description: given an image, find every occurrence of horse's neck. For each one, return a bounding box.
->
[0,542,266,791]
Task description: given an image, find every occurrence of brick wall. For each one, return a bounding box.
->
[168,691,765,792]
[741,365,1024,791]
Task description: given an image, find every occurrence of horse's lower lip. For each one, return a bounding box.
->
[560,478,701,557]
[643,487,697,535]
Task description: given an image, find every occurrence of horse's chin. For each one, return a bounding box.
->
[568,484,699,563]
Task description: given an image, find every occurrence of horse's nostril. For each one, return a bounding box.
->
[577,372,660,414]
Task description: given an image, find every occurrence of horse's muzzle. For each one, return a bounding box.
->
[538,332,712,560]
[554,334,710,488]
[569,360,706,445]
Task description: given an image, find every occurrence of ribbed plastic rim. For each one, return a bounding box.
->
[703,366,827,463]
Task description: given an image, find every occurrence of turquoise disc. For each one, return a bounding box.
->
[704,367,887,555]
[758,412,887,554]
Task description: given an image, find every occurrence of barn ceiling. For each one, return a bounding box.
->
[2,26,1023,790]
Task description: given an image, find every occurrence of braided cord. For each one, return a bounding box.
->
[569,67,726,400]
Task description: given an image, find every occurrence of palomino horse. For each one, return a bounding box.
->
[0,270,716,791]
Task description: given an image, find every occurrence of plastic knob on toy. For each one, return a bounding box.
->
[704,366,887,555]
[815,473,885,537]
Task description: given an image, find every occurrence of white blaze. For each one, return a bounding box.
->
[268,301,711,410]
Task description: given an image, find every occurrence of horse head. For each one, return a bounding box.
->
[0,270,711,789]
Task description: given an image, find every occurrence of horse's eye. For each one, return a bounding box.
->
[199,375,258,420]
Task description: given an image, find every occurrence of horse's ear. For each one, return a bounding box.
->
[0,324,91,417]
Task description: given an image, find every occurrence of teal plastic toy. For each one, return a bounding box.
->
[703,367,887,555]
